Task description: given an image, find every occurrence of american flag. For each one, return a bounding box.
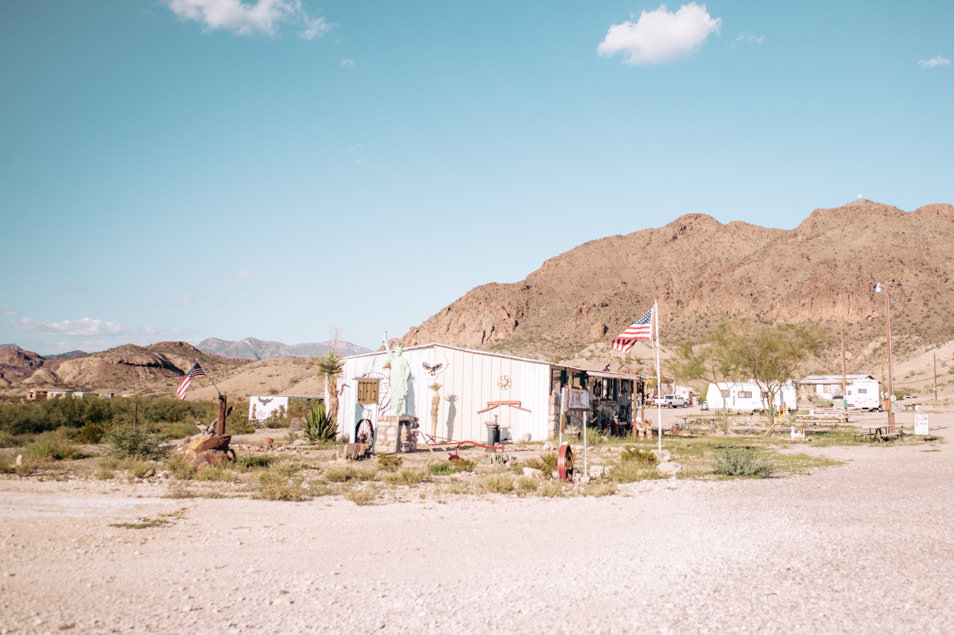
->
[176,362,207,400]
[611,308,653,353]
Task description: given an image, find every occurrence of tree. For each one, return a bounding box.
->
[316,350,344,426]
[671,321,742,431]
[725,320,826,423]
[672,319,826,429]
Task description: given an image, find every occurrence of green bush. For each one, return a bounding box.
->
[609,446,658,483]
[108,426,168,460]
[26,434,82,461]
[303,401,337,443]
[523,452,558,476]
[713,447,774,478]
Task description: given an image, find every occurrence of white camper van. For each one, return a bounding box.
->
[705,381,797,414]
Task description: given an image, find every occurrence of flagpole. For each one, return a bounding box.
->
[197,359,223,398]
[654,300,662,453]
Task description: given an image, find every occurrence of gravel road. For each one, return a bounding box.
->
[2,409,952,634]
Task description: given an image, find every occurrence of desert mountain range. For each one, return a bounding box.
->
[196,337,370,360]
[2,200,952,400]
[400,200,954,372]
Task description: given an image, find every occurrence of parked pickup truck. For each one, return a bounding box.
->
[663,395,688,408]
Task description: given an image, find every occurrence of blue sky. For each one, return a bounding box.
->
[1,1,951,354]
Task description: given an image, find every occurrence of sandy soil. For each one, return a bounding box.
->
[2,408,952,634]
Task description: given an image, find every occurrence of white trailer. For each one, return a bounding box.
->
[705,381,797,413]
[800,374,880,410]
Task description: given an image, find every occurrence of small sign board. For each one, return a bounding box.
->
[566,388,590,411]
[914,412,929,435]
[357,378,380,405]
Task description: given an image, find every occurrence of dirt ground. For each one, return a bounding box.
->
[2,407,952,634]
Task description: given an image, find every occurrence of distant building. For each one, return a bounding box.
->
[705,381,798,413]
[799,374,880,410]
[26,390,48,401]
[248,395,321,423]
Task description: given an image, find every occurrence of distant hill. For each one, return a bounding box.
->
[41,350,88,360]
[196,337,370,360]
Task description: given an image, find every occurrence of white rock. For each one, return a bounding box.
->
[657,461,682,476]
[522,467,545,479]
[652,449,672,463]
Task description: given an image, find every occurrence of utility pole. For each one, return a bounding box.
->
[841,315,848,422]
[934,351,938,401]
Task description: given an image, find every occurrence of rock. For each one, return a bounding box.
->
[543,442,554,451]
[652,449,672,463]
[657,461,682,476]
[589,465,607,479]
[522,467,545,479]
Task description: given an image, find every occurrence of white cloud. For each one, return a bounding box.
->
[598,3,721,65]
[1,309,17,316]
[918,55,950,68]
[340,58,355,69]
[14,317,124,337]
[736,33,765,44]
[167,0,331,39]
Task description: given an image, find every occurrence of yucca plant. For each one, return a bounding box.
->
[316,351,344,426]
[303,400,337,443]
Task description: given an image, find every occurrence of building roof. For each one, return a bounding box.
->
[344,342,644,380]
[801,374,877,384]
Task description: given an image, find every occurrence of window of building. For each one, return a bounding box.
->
[738,390,752,398]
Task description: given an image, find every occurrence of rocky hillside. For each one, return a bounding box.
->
[5,342,249,396]
[401,200,954,367]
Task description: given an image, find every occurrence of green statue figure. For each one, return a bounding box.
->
[383,332,410,417]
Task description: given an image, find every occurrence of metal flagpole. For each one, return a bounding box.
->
[654,299,662,453]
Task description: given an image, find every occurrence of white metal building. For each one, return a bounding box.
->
[705,381,798,413]
[336,343,642,443]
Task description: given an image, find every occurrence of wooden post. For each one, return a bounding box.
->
[133,402,138,427]
[216,394,227,436]
[841,316,848,422]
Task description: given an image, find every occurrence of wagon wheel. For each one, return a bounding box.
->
[557,443,573,482]
[355,418,375,453]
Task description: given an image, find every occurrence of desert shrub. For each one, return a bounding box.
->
[302,401,337,443]
[713,447,774,478]
[478,474,515,494]
[428,461,455,475]
[194,465,238,482]
[0,431,20,447]
[322,464,377,482]
[108,426,168,460]
[609,446,658,483]
[165,454,195,479]
[449,457,476,472]
[515,476,540,496]
[255,463,308,501]
[26,434,82,461]
[388,468,427,486]
[377,454,403,472]
[343,485,378,506]
[537,480,566,498]
[582,482,617,497]
[523,452,558,477]
[235,455,275,470]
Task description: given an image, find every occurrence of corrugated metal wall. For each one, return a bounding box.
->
[337,344,553,442]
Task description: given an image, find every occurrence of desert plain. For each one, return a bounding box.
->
[1,406,952,634]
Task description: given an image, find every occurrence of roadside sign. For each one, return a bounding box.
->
[566,388,590,411]
[914,412,929,435]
